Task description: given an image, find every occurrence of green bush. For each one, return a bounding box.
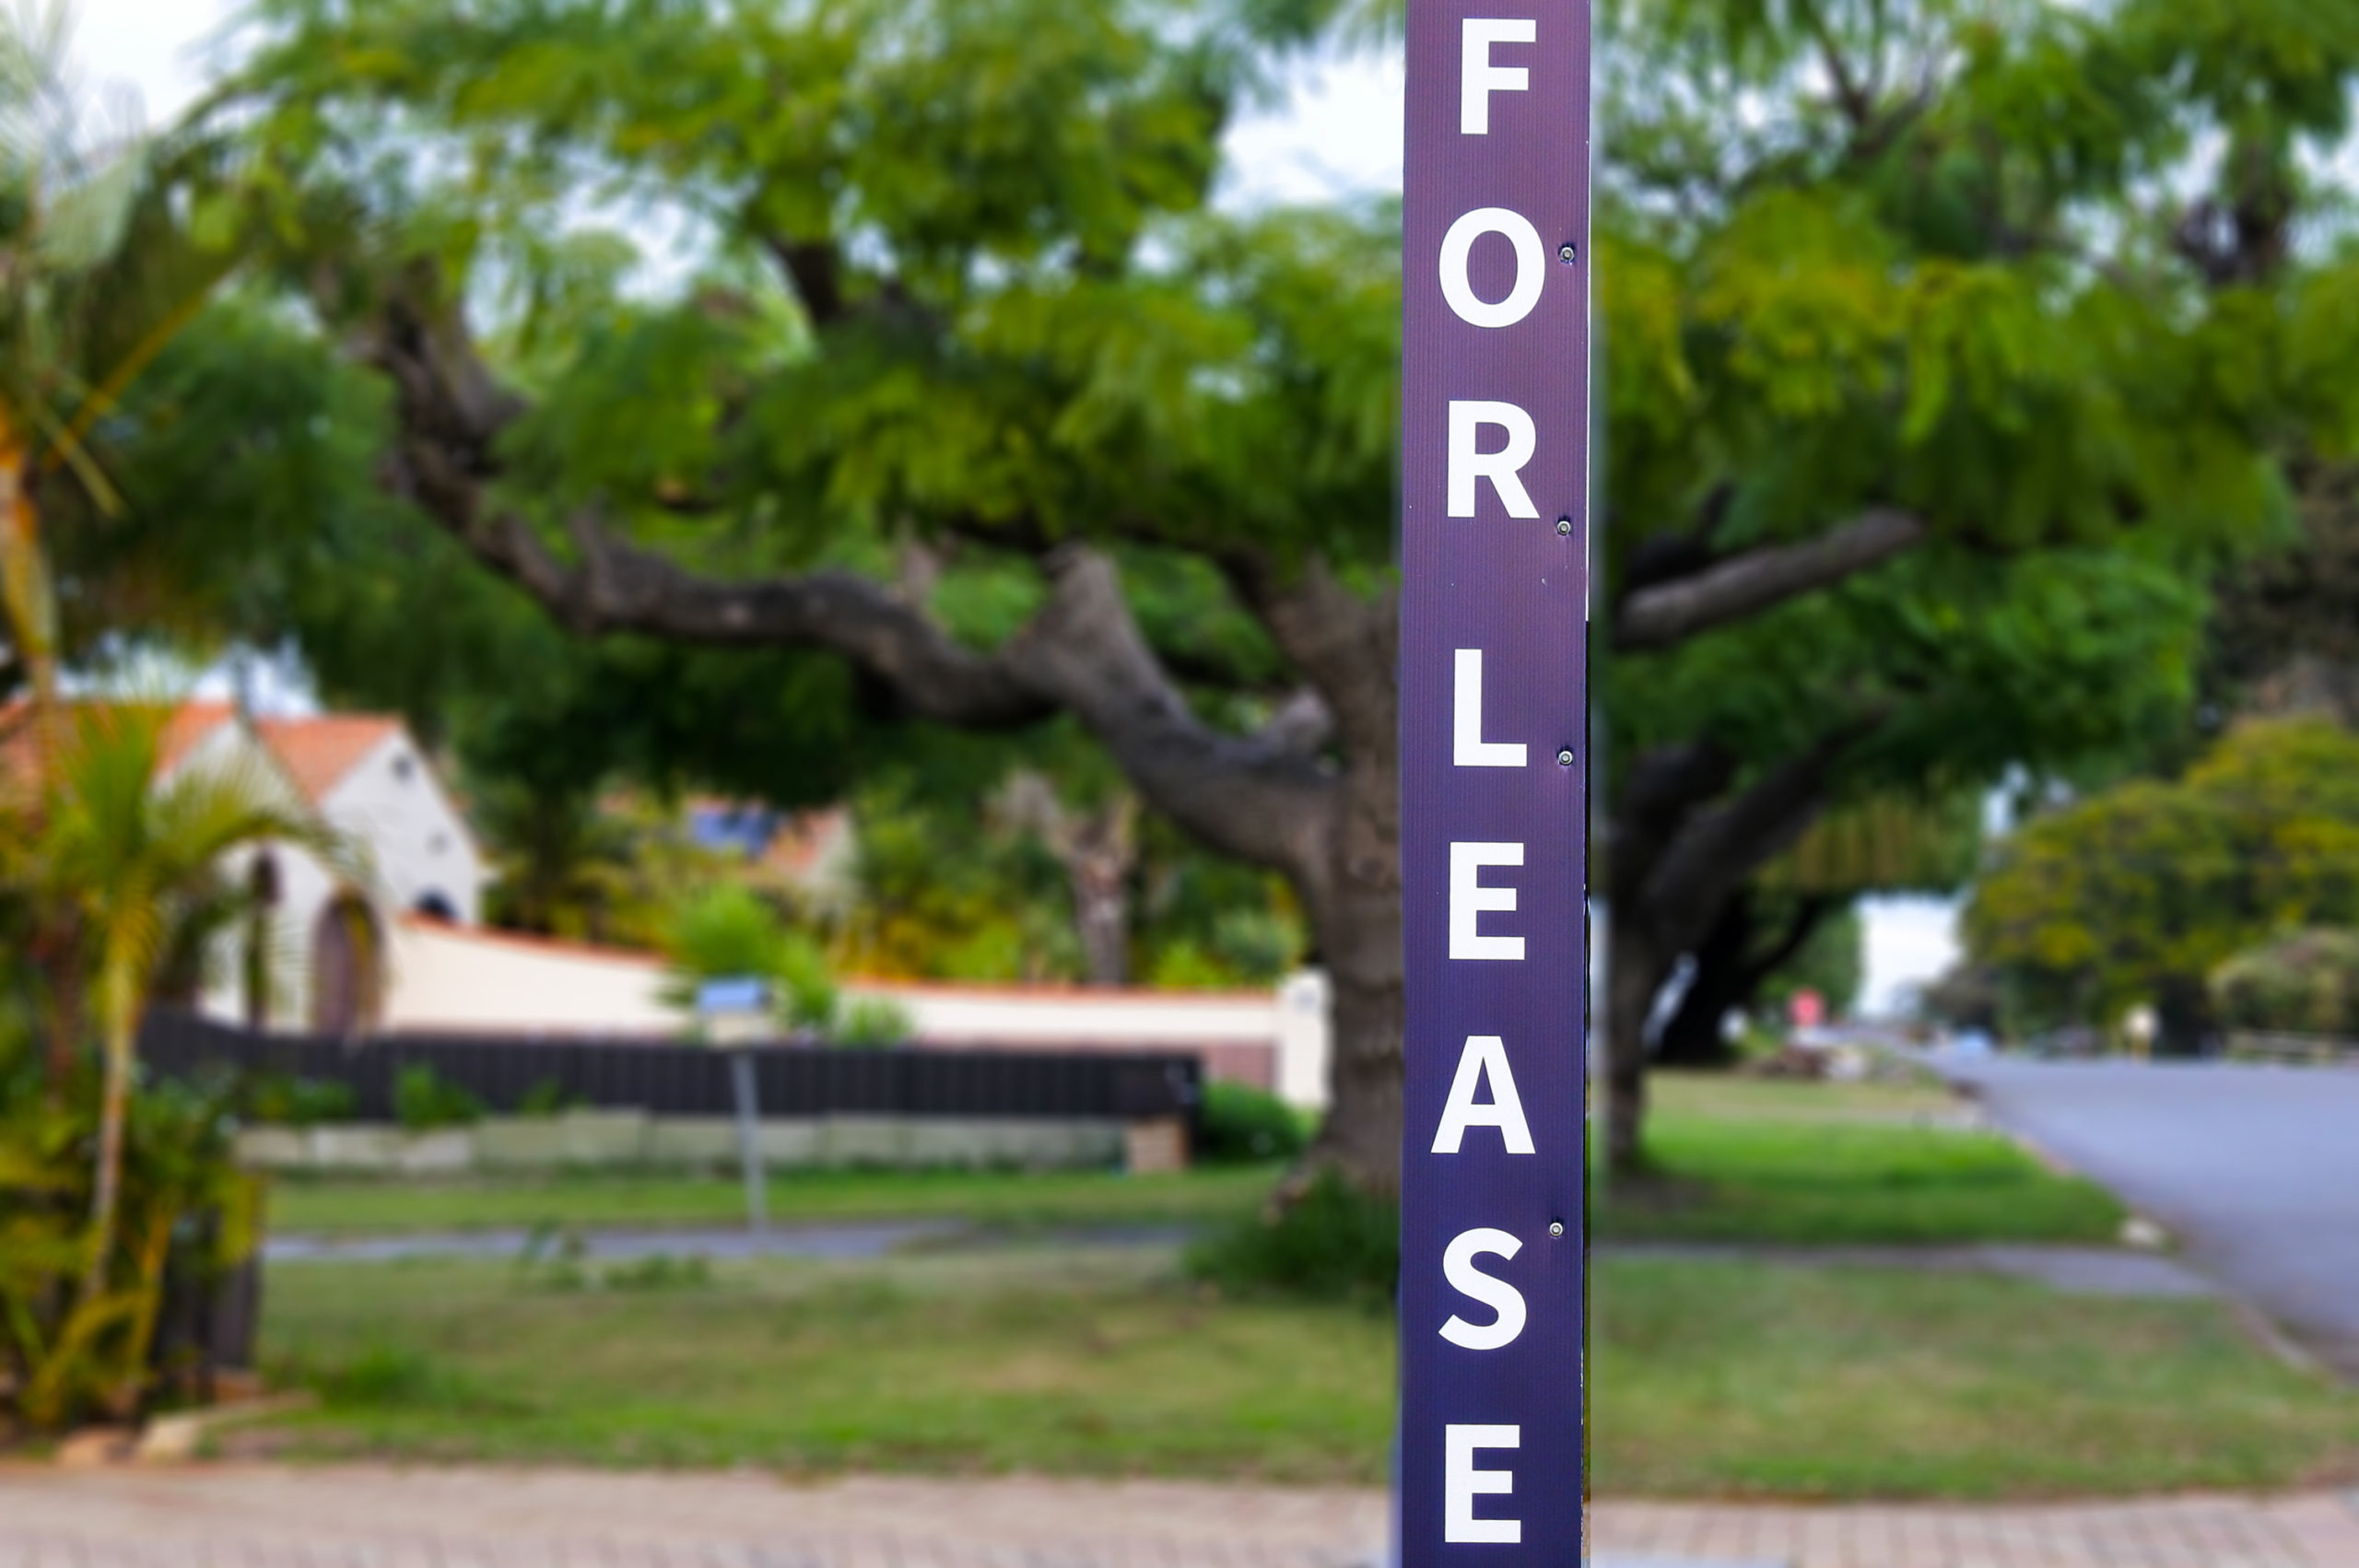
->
[393,1064,486,1130]
[1186,1169,1398,1303]
[1196,1080,1309,1164]
[831,995,915,1048]
[516,1078,582,1117]
[238,1072,358,1127]
[0,1061,261,1431]
[2212,928,2359,1036]
[660,884,839,1033]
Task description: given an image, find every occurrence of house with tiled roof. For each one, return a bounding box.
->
[234,708,487,1032]
[7,699,487,1034]
[252,713,486,929]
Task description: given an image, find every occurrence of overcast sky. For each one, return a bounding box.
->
[76,0,1407,203]
[71,0,1957,1012]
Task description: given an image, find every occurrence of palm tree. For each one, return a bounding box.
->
[0,5,296,1415]
[0,0,243,718]
[13,702,364,1300]
[0,3,247,1093]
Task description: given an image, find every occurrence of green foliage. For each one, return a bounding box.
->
[2211,928,2359,1036]
[659,883,839,1033]
[393,1064,486,1132]
[516,1079,581,1118]
[1194,1081,1309,1165]
[237,1071,358,1128]
[160,0,2359,1173]
[837,762,1305,990]
[0,1061,261,1432]
[830,996,915,1049]
[1759,904,1866,1019]
[836,771,1088,984]
[1967,720,2359,1032]
[1186,1169,1397,1302]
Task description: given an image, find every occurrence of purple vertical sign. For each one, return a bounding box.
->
[1398,0,1590,1561]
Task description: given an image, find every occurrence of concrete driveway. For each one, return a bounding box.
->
[1943,1055,2359,1375]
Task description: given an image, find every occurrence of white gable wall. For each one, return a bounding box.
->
[317,732,487,925]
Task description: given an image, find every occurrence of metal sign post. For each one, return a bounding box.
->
[698,977,774,1235]
[1398,1,1592,1560]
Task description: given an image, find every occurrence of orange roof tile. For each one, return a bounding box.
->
[254,714,405,805]
[0,698,237,791]
[158,702,237,775]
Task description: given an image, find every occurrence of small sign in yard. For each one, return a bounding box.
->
[1397,1,1592,1561]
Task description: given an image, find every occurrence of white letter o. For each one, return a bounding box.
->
[1439,207,1547,329]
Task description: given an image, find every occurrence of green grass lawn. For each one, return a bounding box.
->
[252,1246,2359,1497]
[1594,1072,2129,1246]
[269,1072,2115,1249]
[266,1164,1283,1237]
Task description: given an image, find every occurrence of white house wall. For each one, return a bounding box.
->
[168,724,338,1031]
[318,733,486,925]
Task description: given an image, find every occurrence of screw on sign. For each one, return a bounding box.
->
[1397,2,1590,1564]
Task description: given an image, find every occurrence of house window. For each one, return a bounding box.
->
[428,832,449,855]
[393,754,415,782]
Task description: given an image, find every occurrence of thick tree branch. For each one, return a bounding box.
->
[1640,725,1863,952]
[1005,549,1338,881]
[348,274,1339,877]
[1614,508,1927,652]
[1224,554,1398,767]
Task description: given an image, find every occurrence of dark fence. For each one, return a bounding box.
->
[140,1010,1201,1123]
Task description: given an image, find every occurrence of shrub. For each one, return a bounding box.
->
[238,1072,358,1127]
[517,1078,582,1117]
[1196,1080,1309,1164]
[2212,929,2359,1036]
[0,1062,261,1431]
[393,1064,486,1130]
[830,995,915,1048]
[660,884,839,1033]
[1186,1169,1398,1303]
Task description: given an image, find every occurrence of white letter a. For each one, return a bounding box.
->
[1432,1036,1536,1154]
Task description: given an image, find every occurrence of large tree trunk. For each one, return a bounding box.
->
[1602,737,1853,1170]
[1653,897,1748,1070]
[1605,924,1671,1172]
[1297,759,1406,1199]
[1655,889,1838,1068]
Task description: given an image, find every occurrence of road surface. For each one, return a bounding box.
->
[1944,1055,2359,1375]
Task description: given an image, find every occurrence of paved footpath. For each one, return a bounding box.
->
[6,1467,2359,1568]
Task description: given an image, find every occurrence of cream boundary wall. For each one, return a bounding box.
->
[369,918,1335,1108]
[381,920,676,1034]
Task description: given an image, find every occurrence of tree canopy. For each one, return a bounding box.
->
[50,0,2354,1184]
[1966,720,2359,1047]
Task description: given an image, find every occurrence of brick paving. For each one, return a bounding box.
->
[4,1466,2359,1568]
